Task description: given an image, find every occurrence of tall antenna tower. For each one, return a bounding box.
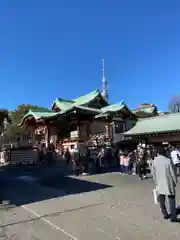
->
[101,58,108,101]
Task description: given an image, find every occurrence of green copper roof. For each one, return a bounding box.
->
[19,110,60,126]
[132,105,157,115]
[123,113,180,135]
[73,89,107,105]
[142,106,156,114]
[95,101,133,119]
[73,105,102,113]
[53,89,108,110]
[19,91,135,126]
[30,110,59,118]
[19,105,102,126]
[101,101,125,112]
[53,98,74,111]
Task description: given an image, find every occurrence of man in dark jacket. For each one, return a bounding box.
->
[64,148,71,165]
[136,144,147,180]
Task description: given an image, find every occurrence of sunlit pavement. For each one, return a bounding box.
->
[0,171,180,240]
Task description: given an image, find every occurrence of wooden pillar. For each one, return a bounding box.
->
[78,122,89,141]
[49,125,58,143]
[20,127,24,142]
[105,117,112,140]
[110,122,114,142]
[77,120,81,141]
[31,127,36,144]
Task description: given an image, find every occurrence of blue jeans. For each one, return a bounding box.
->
[120,165,124,173]
[123,166,129,174]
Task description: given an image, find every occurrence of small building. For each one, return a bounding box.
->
[123,113,180,144]
[132,103,158,118]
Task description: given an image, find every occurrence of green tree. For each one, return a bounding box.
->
[0,109,11,127]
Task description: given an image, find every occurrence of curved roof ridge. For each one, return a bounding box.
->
[101,100,126,112]
[18,109,60,126]
[73,89,99,101]
[57,98,74,103]
[29,109,54,113]
[73,89,108,105]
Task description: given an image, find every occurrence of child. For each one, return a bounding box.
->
[123,151,130,175]
[119,150,124,174]
[123,156,130,174]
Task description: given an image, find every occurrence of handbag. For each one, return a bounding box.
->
[153,188,159,204]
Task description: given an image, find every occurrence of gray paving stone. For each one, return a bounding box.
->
[1,171,180,239]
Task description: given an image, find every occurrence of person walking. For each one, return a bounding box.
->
[119,150,124,174]
[170,145,180,177]
[71,148,81,176]
[123,150,130,175]
[136,144,147,180]
[128,150,136,175]
[81,146,89,176]
[152,143,177,222]
[64,147,71,165]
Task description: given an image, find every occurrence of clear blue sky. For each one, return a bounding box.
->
[0,0,180,111]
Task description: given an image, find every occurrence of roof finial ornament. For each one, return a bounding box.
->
[101,58,108,101]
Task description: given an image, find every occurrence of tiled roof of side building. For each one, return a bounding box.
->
[123,113,180,135]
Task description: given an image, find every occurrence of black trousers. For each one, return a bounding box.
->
[81,156,88,173]
[136,163,146,178]
[82,163,88,173]
[175,163,180,176]
[73,163,81,176]
[159,194,177,220]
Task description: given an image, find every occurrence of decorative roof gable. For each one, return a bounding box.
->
[52,98,74,111]
[19,109,60,126]
[73,89,108,106]
[52,89,108,111]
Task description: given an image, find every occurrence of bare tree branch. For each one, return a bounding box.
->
[168,96,180,113]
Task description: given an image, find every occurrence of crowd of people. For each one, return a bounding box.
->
[30,139,180,222]
[64,141,180,222]
[37,140,180,182]
[118,142,180,180]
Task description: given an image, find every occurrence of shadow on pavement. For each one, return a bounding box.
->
[0,165,112,207]
[0,202,104,229]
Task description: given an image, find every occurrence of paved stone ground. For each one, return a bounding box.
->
[0,170,180,239]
